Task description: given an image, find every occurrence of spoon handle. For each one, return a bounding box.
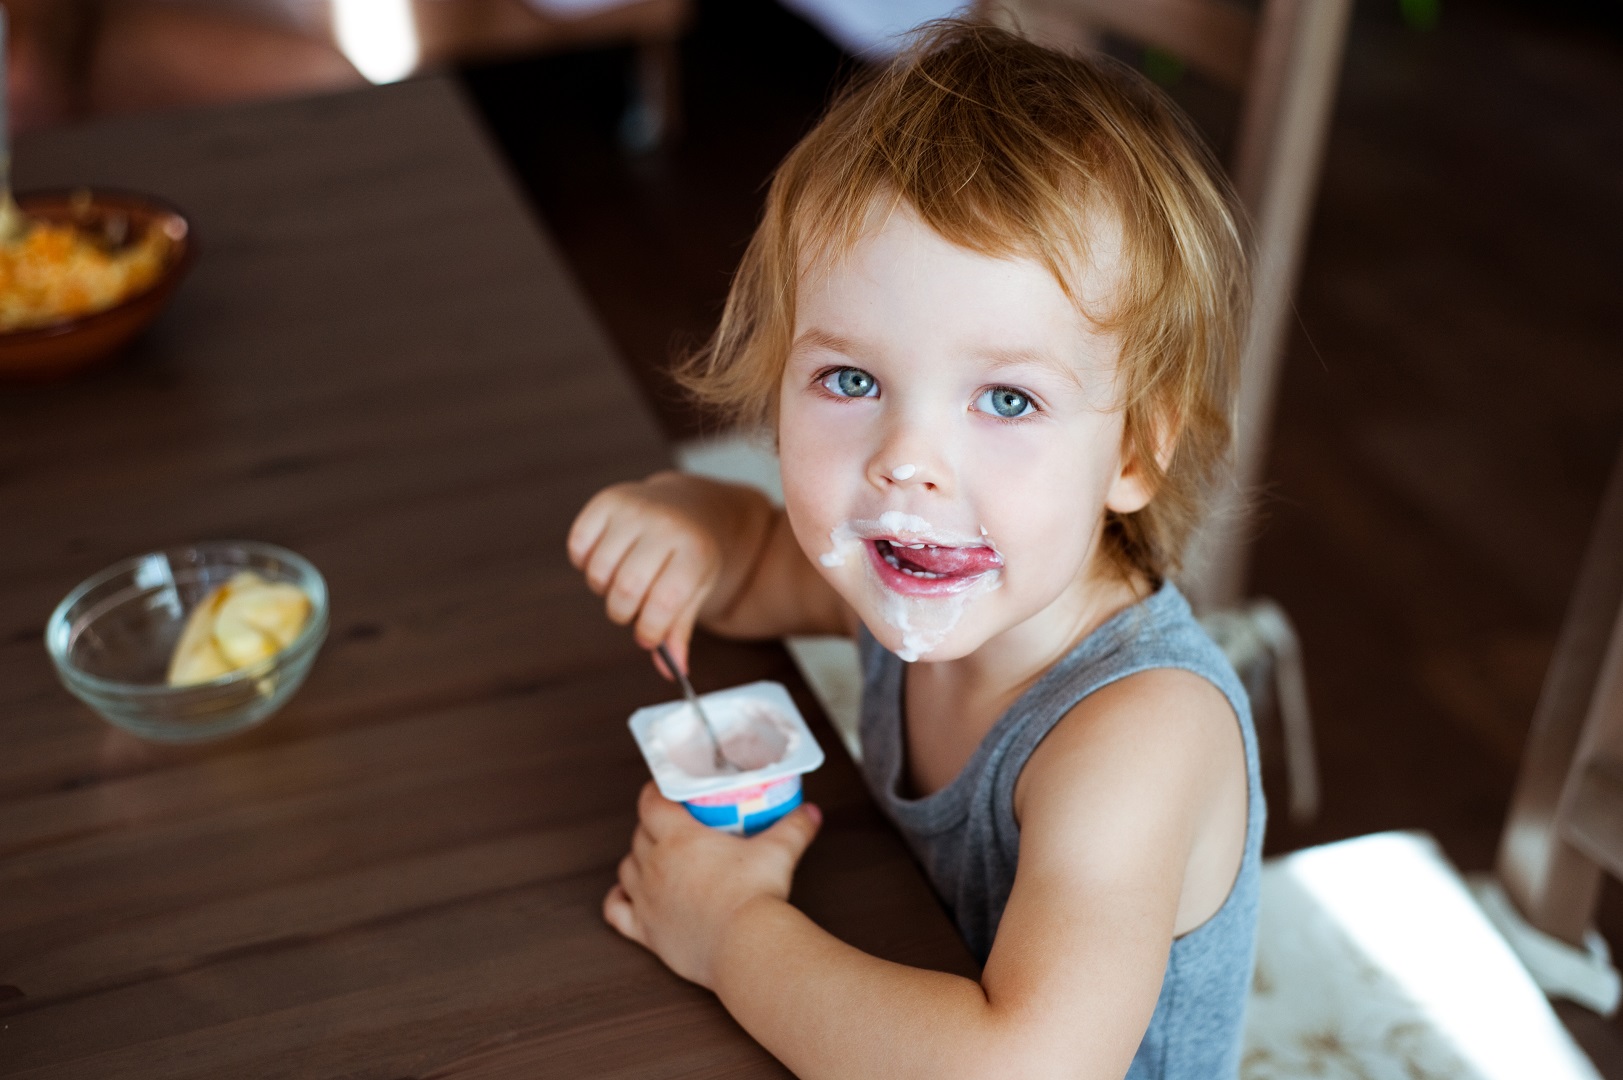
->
[655,643,731,771]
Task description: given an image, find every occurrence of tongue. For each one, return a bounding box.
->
[889,541,1001,577]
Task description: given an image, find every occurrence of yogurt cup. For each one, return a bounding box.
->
[628,680,825,836]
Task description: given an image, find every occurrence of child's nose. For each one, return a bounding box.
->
[873,460,935,491]
[867,426,946,493]
[869,402,954,490]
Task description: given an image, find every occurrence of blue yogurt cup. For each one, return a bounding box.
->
[629,681,825,836]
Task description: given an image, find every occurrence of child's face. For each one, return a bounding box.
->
[777,203,1153,663]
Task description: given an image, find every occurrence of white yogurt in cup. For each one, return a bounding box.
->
[629,681,825,835]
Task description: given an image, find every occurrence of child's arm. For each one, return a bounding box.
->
[567,471,851,672]
[605,668,1244,1080]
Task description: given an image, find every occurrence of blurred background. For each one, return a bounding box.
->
[9,0,1621,1066]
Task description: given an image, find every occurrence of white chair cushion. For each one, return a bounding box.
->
[1245,832,1600,1080]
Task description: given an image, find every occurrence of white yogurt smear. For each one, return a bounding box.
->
[820,510,968,567]
[891,463,917,480]
[881,566,1002,661]
[818,513,1004,661]
[819,520,861,567]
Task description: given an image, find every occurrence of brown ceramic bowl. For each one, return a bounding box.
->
[0,190,195,380]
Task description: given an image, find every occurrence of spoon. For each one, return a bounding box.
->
[0,7,29,244]
[655,643,736,773]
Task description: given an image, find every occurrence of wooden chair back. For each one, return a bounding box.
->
[1499,441,1623,947]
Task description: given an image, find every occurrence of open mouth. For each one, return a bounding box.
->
[869,537,1002,592]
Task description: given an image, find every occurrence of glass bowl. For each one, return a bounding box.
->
[45,542,328,742]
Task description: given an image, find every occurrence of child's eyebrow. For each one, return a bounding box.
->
[790,328,857,357]
[982,346,1089,392]
[791,330,1090,392]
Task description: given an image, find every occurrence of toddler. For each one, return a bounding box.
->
[569,19,1261,1080]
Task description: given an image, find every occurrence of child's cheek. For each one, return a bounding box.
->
[777,451,853,576]
[780,492,833,574]
[968,427,1109,576]
[778,401,866,528]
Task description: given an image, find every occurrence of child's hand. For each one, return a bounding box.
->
[568,472,770,675]
[603,781,822,988]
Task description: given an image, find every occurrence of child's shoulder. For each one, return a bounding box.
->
[1008,585,1246,858]
[1012,646,1251,938]
[1016,662,1241,828]
[1059,582,1251,746]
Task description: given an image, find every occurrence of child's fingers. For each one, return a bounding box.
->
[657,594,705,678]
[632,822,656,863]
[760,803,823,866]
[617,851,642,896]
[581,513,640,599]
[566,487,624,570]
[605,540,673,626]
[632,553,707,654]
[652,646,675,681]
[602,882,644,943]
[638,780,691,839]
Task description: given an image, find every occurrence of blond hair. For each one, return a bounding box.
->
[679,19,1249,580]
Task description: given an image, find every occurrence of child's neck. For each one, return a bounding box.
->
[951,562,1150,700]
[902,563,1154,798]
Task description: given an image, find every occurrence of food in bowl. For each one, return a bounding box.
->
[0,190,195,380]
[167,571,313,685]
[0,205,176,332]
[46,542,327,742]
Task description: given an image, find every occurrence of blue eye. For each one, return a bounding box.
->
[823,367,878,399]
[977,386,1035,419]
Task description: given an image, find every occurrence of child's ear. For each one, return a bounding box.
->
[1104,411,1178,515]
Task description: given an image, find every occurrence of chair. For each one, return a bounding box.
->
[1239,439,1623,1077]
[1484,437,1623,1013]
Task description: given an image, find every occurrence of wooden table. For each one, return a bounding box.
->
[0,78,972,1078]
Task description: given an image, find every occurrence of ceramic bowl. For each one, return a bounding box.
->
[0,189,195,380]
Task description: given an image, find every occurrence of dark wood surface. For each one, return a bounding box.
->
[0,78,973,1078]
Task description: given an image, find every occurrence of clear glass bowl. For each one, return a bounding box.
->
[45,541,328,742]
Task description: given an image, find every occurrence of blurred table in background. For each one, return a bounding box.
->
[0,77,971,1078]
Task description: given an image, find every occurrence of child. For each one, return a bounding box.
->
[568,19,1260,1079]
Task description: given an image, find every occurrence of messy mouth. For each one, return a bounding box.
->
[818,515,1003,659]
[870,537,1003,586]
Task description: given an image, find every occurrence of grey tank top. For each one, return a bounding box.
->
[856,582,1264,1080]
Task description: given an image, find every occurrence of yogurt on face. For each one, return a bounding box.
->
[820,511,954,567]
[819,512,1005,661]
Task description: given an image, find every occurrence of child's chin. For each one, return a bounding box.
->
[860,619,982,664]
